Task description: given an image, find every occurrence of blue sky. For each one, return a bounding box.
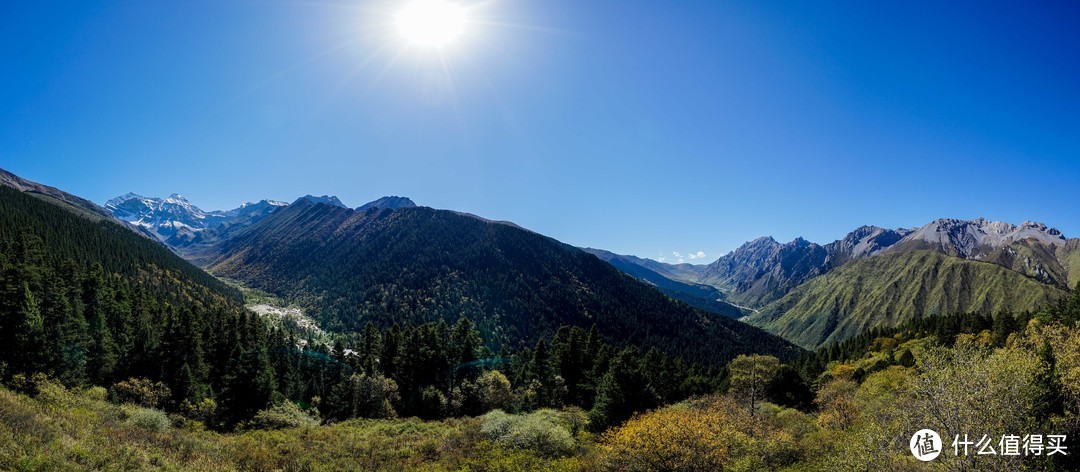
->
[2,1,1078,262]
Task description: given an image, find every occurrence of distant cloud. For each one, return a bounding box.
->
[688,251,707,260]
[672,251,681,258]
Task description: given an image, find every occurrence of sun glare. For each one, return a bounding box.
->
[396,0,468,48]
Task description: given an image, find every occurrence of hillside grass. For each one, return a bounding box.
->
[1060,242,1080,290]
[748,250,1067,349]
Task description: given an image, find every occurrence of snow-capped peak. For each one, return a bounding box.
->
[104,192,290,244]
[105,192,146,209]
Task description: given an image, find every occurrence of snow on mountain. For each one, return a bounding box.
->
[105,193,289,243]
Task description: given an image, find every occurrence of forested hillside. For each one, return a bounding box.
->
[0,185,282,425]
[207,201,799,366]
[3,280,1076,471]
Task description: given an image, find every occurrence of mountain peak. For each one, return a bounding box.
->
[236,199,289,210]
[105,192,146,208]
[295,195,348,208]
[357,196,417,212]
[744,236,779,247]
[788,236,814,247]
[905,218,1066,255]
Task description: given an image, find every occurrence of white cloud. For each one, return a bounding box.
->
[672,251,681,258]
[688,251,707,260]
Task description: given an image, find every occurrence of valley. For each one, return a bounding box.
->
[0,168,1076,470]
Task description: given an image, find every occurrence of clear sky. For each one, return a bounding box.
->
[2,1,1078,262]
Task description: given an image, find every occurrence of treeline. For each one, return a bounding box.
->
[268,321,735,432]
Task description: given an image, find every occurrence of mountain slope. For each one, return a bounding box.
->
[745,250,1067,349]
[1,168,120,223]
[0,186,238,299]
[698,237,828,308]
[1062,239,1080,289]
[357,196,417,211]
[693,220,1070,311]
[625,257,707,283]
[888,218,1070,287]
[581,248,743,318]
[697,227,914,309]
[206,202,801,365]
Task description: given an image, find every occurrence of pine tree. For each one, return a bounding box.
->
[589,347,651,431]
[219,319,278,427]
[380,324,401,379]
[358,322,381,375]
[450,316,481,380]
[41,270,88,386]
[553,326,586,406]
[83,272,119,385]
[12,283,45,374]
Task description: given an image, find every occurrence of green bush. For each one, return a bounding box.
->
[34,376,76,407]
[125,406,171,432]
[249,401,320,430]
[84,386,108,402]
[112,377,171,408]
[480,409,577,457]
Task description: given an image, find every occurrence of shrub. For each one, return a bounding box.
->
[557,407,589,436]
[112,377,171,408]
[249,401,320,430]
[181,397,218,425]
[480,409,577,457]
[84,386,108,402]
[125,406,172,432]
[598,396,807,471]
[35,376,76,408]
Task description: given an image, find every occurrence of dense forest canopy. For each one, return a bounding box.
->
[207,201,800,366]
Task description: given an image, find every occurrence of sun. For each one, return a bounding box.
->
[396,0,469,48]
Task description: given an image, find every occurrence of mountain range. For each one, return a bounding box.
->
[1,172,792,365]
[105,192,290,245]
[579,219,1078,349]
[198,199,796,363]
[89,179,1080,352]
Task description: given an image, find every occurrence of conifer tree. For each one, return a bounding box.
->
[13,283,45,374]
